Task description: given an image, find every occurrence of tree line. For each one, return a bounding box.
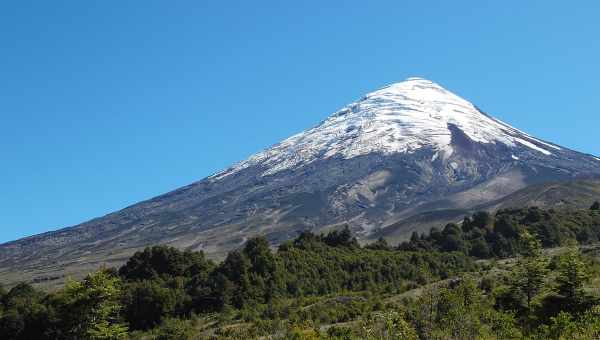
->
[399,203,600,258]
[0,203,599,339]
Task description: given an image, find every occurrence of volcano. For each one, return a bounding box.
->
[2,77,599,287]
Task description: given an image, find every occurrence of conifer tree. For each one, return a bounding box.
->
[58,268,128,339]
[556,246,591,307]
[511,231,549,332]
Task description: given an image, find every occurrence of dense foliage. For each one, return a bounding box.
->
[399,206,600,258]
[1,206,600,339]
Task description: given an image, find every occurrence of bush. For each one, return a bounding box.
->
[154,318,194,340]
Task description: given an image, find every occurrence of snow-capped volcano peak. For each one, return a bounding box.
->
[214,78,561,179]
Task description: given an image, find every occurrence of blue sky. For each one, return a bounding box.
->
[1,0,599,243]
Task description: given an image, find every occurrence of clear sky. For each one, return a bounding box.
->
[1,0,599,243]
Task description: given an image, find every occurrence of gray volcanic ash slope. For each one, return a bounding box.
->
[1,78,599,286]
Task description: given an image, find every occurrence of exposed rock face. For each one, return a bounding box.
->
[1,78,599,287]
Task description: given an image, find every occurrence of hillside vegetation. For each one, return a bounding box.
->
[1,203,600,339]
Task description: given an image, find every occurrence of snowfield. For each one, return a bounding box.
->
[213,78,562,179]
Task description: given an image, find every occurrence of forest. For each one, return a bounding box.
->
[1,203,600,339]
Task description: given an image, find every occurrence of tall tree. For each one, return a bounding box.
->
[0,283,52,340]
[555,246,591,308]
[121,279,188,331]
[511,231,549,332]
[57,268,128,339]
[243,236,285,302]
[218,250,252,308]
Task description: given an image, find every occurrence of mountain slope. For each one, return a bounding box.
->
[377,178,600,243]
[1,78,599,287]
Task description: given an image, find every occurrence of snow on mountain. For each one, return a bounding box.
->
[213,77,559,179]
